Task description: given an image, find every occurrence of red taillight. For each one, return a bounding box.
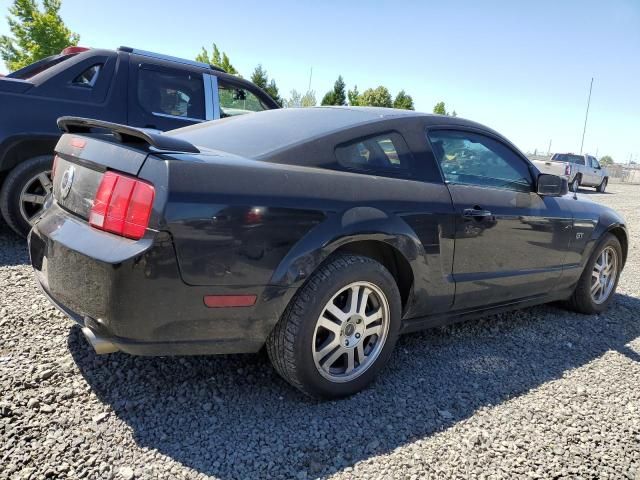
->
[89,171,154,240]
[564,163,572,176]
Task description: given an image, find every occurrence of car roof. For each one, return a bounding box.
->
[166,106,490,160]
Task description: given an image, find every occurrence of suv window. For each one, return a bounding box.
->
[137,67,205,120]
[335,132,413,176]
[218,80,268,117]
[591,157,601,169]
[72,64,101,87]
[553,153,585,165]
[428,130,532,192]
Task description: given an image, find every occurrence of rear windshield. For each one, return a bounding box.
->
[6,54,71,80]
[166,108,377,159]
[552,153,585,165]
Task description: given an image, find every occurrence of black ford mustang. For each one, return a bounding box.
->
[29,108,627,398]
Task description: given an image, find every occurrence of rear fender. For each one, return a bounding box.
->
[0,134,59,172]
[269,207,425,307]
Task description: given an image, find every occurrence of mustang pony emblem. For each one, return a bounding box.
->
[60,166,75,200]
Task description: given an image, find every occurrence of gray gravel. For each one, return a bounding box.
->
[1,184,639,480]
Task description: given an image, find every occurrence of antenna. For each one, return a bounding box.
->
[579,77,594,154]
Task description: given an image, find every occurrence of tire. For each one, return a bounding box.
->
[566,233,622,314]
[0,155,53,237]
[596,177,608,193]
[570,175,580,192]
[267,254,402,399]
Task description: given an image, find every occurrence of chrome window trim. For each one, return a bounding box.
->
[151,111,205,123]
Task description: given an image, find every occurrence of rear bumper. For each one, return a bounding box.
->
[29,203,293,355]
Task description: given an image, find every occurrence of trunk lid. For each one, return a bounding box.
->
[53,134,149,220]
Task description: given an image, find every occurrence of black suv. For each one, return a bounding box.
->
[0,46,279,236]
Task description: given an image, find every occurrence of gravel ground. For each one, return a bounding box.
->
[1,183,639,480]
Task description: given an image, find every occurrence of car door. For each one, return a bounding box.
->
[128,59,217,131]
[427,128,573,310]
[586,156,601,185]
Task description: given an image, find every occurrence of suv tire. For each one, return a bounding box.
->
[0,156,53,237]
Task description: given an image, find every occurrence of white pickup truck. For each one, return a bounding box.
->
[531,153,609,192]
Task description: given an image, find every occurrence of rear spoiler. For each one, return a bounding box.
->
[57,116,200,154]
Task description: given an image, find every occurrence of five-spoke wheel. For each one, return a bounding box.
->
[267,254,401,399]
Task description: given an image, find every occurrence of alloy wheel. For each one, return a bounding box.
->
[312,281,390,383]
[19,170,52,225]
[590,246,618,304]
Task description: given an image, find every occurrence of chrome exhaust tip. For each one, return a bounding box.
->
[81,327,119,354]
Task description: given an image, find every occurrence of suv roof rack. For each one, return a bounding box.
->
[117,46,226,73]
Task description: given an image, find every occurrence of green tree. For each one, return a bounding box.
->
[196,43,237,74]
[285,89,302,108]
[321,75,347,106]
[348,85,360,106]
[433,101,448,115]
[301,90,316,107]
[359,86,393,107]
[0,0,80,71]
[393,90,414,110]
[599,155,614,166]
[250,65,283,106]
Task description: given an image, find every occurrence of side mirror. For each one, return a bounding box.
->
[537,174,568,197]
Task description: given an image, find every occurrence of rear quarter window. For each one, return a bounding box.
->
[335,132,413,177]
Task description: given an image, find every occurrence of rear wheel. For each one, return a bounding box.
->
[267,254,402,399]
[566,233,622,314]
[596,177,608,193]
[570,175,580,192]
[0,156,53,237]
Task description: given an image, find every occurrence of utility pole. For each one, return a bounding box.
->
[547,139,552,156]
[308,67,313,93]
[579,77,594,154]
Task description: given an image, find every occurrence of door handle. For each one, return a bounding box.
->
[463,207,492,218]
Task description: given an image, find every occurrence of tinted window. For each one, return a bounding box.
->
[335,132,412,175]
[553,153,585,165]
[428,130,532,192]
[591,158,601,169]
[72,64,101,87]
[137,68,205,120]
[218,80,268,117]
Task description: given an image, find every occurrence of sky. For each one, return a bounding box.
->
[1,0,639,162]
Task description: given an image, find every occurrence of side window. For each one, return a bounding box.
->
[72,64,102,87]
[592,158,601,169]
[218,80,268,117]
[335,132,413,176]
[428,130,532,192]
[137,67,205,120]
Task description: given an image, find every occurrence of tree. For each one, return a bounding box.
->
[393,90,414,110]
[195,43,237,74]
[250,65,283,106]
[359,86,393,107]
[433,101,448,115]
[599,155,614,166]
[285,89,302,108]
[0,0,80,71]
[301,90,316,107]
[348,85,360,106]
[321,75,347,106]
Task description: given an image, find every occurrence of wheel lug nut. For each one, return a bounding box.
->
[356,318,362,324]
[355,333,361,339]
[344,340,349,346]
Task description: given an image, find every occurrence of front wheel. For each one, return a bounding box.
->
[0,156,53,237]
[267,254,402,399]
[566,233,622,314]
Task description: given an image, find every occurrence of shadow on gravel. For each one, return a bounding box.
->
[68,294,640,480]
[0,224,28,266]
